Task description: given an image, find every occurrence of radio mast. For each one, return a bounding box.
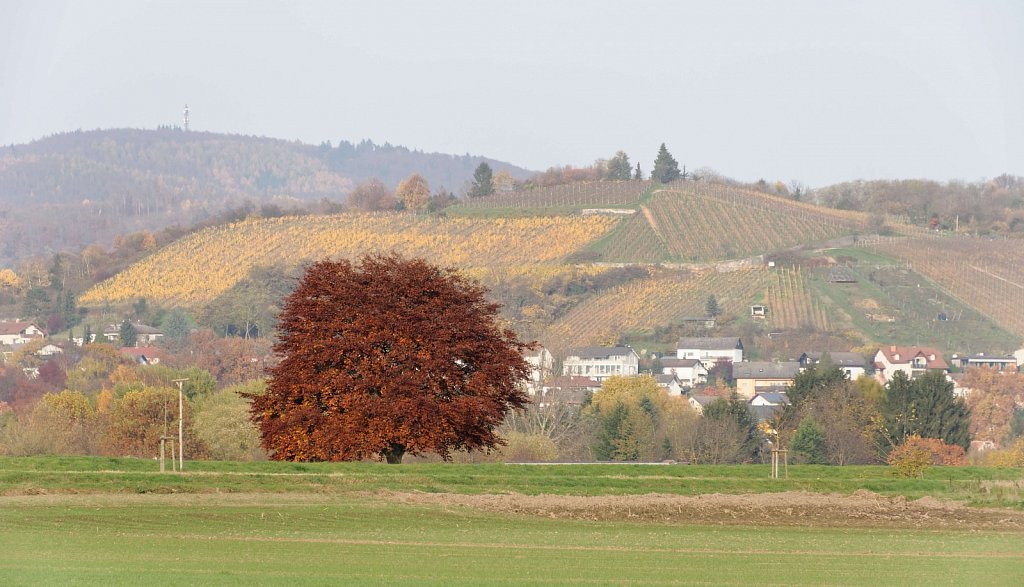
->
[183,104,190,131]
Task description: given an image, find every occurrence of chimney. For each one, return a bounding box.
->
[890,345,896,353]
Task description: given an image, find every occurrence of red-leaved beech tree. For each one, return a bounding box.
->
[249,254,531,463]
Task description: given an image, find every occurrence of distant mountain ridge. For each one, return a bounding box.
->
[0,128,532,265]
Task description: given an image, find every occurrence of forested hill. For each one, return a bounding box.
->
[0,128,531,265]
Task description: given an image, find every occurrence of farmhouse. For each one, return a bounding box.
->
[873,345,949,384]
[732,361,802,399]
[660,357,708,386]
[562,346,639,382]
[799,351,867,379]
[523,346,554,395]
[0,320,45,346]
[675,337,743,369]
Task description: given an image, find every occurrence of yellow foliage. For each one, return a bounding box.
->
[80,213,617,306]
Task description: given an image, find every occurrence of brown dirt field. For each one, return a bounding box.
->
[384,489,1024,531]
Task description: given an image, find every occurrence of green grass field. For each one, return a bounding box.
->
[1,457,1023,585]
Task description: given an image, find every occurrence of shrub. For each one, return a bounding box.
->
[887,435,966,477]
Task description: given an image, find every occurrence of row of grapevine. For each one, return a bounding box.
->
[598,189,856,263]
[870,237,1024,337]
[764,267,830,331]
[456,180,651,209]
[80,213,618,306]
[543,268,772,354]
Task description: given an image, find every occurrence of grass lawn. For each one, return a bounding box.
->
[1,457,1023,585]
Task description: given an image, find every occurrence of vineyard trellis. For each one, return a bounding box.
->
[80,213,618,306]
[870,236,1024,338]
[456,180,651,209]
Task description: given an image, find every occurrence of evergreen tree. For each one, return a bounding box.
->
[634,162,643,180]
[651,143,681,183]
[83,324,92,345]
[469,162,494,198]
[119,319,138,348]
[791,416,827,464]
[879,370,971,450]
[704,294,720,317]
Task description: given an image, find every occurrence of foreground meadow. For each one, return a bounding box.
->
[1,457,1023,585]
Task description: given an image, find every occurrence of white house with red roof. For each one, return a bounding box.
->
[873,345,949,384]
[0,320,46,346]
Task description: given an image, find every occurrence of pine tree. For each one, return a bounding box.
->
[879,370,971,451]
[606,151,632,180]
[651,143,681,183]
[119,319,138,348]
[469,162,494,198]
[634,162,643,180]
[704,294,720,317]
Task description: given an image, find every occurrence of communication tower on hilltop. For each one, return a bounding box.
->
[183,104,190,131]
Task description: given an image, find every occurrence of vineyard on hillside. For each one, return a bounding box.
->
[764,267,831,331]
[80,213,617,306]
[595,184,867,262]
[870,236,1024,338]
[455,180,651,209]
[544,268,772,354]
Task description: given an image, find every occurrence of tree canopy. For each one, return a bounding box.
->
[879,370,971,450]
[249,254,531,463]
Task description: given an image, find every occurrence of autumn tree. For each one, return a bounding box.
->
[396,173,431,212]
[469,162,494,198]
[348,178,398,211]
[249,254,531,463]
[651,143,681,183]
[962,368,1024,446]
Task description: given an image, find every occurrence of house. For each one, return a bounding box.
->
[687,394,720,415]
[660,357,708,386]
[798,351,867,380]
[37,344,64,357]
[540,375,602,406]
[103,323,164,346]
[0,320,45,346]
[675,337,743,369]
[954,353,1018,373]
[653,373,683,396]
[873,345,949,384]
[523,346,554,395]
[732,361,802,399]
[562,346,639,382]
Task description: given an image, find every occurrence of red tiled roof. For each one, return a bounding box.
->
[876,346,948,370]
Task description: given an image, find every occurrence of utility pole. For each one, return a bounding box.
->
[172,378,189,471]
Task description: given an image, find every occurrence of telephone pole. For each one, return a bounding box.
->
[172,378,189,470]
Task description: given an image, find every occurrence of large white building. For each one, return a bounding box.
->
[562,346,639,382]
[675,337,743,369]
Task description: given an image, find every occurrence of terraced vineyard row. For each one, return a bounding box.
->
[764,267,831,331]
[80,213,617,306]
[544,268,771,353]
[870,236,1024,337]
[599,188,859,262]
[456,180,651,209]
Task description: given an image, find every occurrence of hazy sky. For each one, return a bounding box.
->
[2,0,1021,186]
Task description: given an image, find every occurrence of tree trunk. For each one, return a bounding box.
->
[383,443,405,464]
